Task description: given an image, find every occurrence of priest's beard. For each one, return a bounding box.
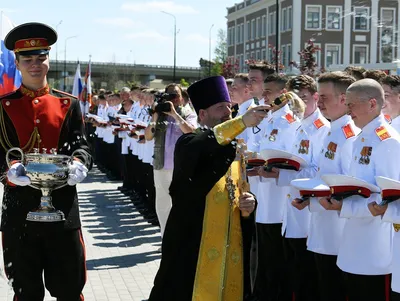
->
[204,114,232,128]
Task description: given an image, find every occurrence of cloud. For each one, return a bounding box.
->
[125,30,171,41]
[121,1,198,14]
[185,34,213,45]
[94,17,143,28]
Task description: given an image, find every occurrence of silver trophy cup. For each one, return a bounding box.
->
[6,147,73,222]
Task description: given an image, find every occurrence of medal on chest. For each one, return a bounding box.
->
[359,146,372,165]
[298,139,309,155]
[325,142,337,160]
[268,129,278,142]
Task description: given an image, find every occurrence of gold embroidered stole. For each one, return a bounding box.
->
[192,161,243,301]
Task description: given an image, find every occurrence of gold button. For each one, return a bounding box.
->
[300,130,304,133]
[34,99,39,104]
[5,101,10,106]
[287,194,291,198]
[328,132,331,136]
[361,138,365,142]
[63,99,69,104]
[36,119,40,124]
[358,190,361,193]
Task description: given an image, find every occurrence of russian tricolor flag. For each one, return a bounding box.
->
[0,13,22,96]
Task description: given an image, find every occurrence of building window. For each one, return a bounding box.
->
[282,45,287,67]
[354,7,370,31]
[353,45,369,64]
[236,24,240,44]
[256,50,261,60]
[232,27,235,45]
[251,19,256,40]
[306,5,322,30]
[380,8,396,63]
[262,49,266,60]
[287,6,292,30]
[282,8,287,31]
[269,48,273,62]
[325,44,341,67]
[251,51,255,59]
[269,11,276,36]
[247,21,250,41]
[246,52,250,60]
[287,44,292,65]
[241,24,244,43]
[326,6,342,30]
[262,15,266,37]
[240,54,244,72]
[257,17,261,38]
[227,28,231,46]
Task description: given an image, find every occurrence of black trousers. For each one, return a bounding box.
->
[122,154,132,188]
[283,237,319,301]
[2,229,86,301]
[126,154,141,193]
[141,162,156,212]
[344,272,391,301]
[255,223,291,301]
[392,291,400,301]
[314,253,346,301]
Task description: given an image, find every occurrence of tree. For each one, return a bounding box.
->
[290,39,321,77]
[180,78,190,87]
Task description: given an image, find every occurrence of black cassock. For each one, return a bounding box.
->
[149,128,255,301]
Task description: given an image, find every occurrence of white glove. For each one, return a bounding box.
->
[67,160,88,186]
[7,163,31,186]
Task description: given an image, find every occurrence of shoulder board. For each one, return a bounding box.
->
[284,113,295,124]
[0,90,20,101]
[313,118,325,130]
[342,124,355,139]
[384,114,392,124]
[51,89,78,99]
[375,126,391,141]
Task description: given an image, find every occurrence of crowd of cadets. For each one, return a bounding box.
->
[86,63,400,301]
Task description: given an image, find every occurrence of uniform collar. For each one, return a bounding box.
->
[361,114,385,134]
[272,104,291,120]
[392,115,400,127]
[330,114,352,131]
[238,98,254,115]
[19,84,50,98]
[301,108,322,127]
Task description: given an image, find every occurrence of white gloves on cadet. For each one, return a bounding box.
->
[7,162,31,186]
[67,160,88,186]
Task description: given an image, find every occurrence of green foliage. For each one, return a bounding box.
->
[180,78,190,87]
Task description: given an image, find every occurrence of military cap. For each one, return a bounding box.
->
[4,22,57,55]
[260,149,307,171]
[321,174,380,199]
[375,176,400,206]
[290,178,331,198]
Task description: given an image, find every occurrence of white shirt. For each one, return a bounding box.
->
[103,105,120,144]
[307,115,360,255]
[337,114,400,275]
[256,104,301,224]
[391,115,400,133]
[95,104,107,138]
[278,108,330,238]
[129,102,143,156]
[140,106,155,165]
[237,98,254,142]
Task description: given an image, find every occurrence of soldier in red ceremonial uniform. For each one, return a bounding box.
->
[0,22,92,301]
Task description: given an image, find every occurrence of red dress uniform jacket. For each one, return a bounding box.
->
[0,85,92,232]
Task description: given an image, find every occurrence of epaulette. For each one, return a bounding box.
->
[284,113,295,124]
[375,126,391,141]
[313,118,325,129]
[0,90,20,101]
[51,88,78,99]
[342,124,355,139]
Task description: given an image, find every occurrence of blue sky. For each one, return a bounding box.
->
[1,0,233,67]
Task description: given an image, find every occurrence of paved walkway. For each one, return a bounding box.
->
[0,166,161,301]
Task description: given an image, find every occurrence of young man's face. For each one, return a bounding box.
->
[248,69,264,99]
[382,84,400,117]
[262,81,284,105]
[15,54,49,84]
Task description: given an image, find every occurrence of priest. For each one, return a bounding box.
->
[148,76,270,301]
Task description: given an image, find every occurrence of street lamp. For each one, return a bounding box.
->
[209,24,214,77]
[55,20,62,88]
[64,35,77,91]
[161,11,177,83]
